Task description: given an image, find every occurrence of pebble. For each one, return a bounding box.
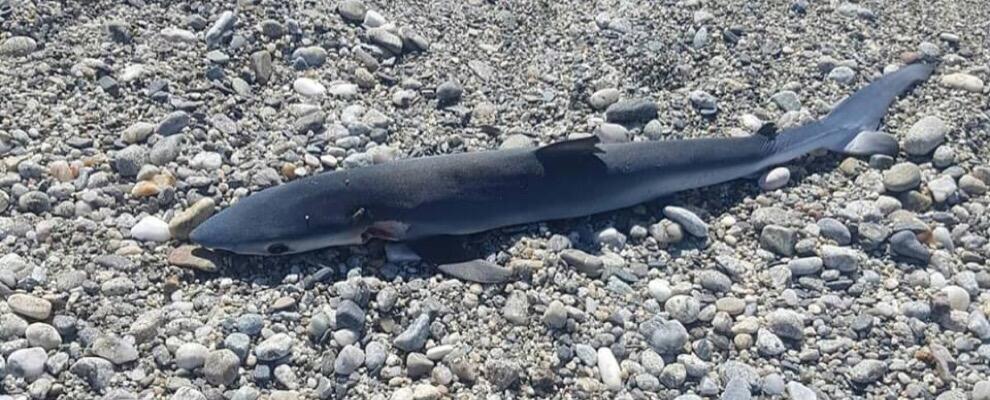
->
[605,99,658,123]
[974,381,990,400]
[759,167,790,190]
[368,28,403,55]
[7,294,52,320]
[204,349,241,385]
[294,78,326,97]
[407,352,434,377]
[168,246,219,272]
[883,162,921,192]
[787,257,822,276]
[767,309,805,340]
[114,145,148,177]
[960,174,988,195]
[828,66,856,84]
[25,323,61,350]
[787,381,817,399]
[665,295,701,324]
[394,314,430,352]
[168,198,215,240]
[941,286,970,311]
[849,359,886,384]
[7,347,46,380]
[91,335,139,365]
[941,73,984,93]
[904,116,948,155]
[821,245,859,272]
[1,36,38,56]
[560,249,603,277]
[435,81,463,104]
[338,0,367,22]
[760,225,797,256]
[157,111,190,136]
[889,231,930,263]
[123,122,155,144]
[928,175,958,203]
[771,90,801,112]
[543,300,568,329]
[689,90,718,115]
[335,345,364,375]
[291,46,327,68]
[70,357,114,391]
[589,88,620,110]
[644,318,688,354]
[662,206,708,237]
[256,333,293,362]
[205,11,236,48]
[597,348,622,391]
[131,216,171,242]
[176,342,209,369]
[817,218,851,245]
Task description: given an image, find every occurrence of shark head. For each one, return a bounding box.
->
[189,177,374,255]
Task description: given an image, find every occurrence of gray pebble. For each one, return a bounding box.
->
[821,245,859,272]
[91,335,138,365]
[255,333,292,362]
[904,116,948,155]
[560,249,603,277]
[156,111,190,136]
[7,347,46,380]
[642,318,688,354]
[204,349,240,386]
[605,99,658,123]
[435,81,463,104]
[662,206,708,237]
[394,313,430,352]
[335,345,364,375]
[883,162,921,192]
[113,145,148,177]
[771,90,801,112]
[767,309,805,340]
[406,352,434,378]
[787,257,822,276]
[889,231,930,263]
[503,291,530,325]
[817,218,851,245]
[338,0,367,22]
[828,66,855,84]
[69,357,114,391]
[760,225,797,256]
[849,359,886,384]
[665,295,700,324]
[589,88,620,110]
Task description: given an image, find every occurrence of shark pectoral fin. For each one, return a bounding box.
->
[437,260,515,284]
[406,236,515,283]
[830,130,899,156]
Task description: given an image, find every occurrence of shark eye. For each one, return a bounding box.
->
[267,243,289,254]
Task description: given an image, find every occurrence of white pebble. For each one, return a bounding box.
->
[130,216,171,242]
[597,347,622,392]
[294,78,326,97]
[759,167,791,190]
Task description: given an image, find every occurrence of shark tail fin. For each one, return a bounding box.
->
[820,61,936,156]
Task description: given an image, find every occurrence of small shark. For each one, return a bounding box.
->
[190,62,934,282]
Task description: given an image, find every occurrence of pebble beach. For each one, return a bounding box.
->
[1,0,990,399]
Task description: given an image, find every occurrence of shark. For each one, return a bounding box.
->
[190,61,935,282]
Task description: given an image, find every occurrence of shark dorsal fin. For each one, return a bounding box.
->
[534,135,604,158]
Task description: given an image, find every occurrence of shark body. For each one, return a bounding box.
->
[190,62,934,280]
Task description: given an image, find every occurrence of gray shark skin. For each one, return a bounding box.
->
[190,62,934,260]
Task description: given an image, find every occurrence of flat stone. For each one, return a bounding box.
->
[662,206,708,237]
[168,246,220,272]
[394,314,430,352]
[760,225,797,256]
[597,347,622,392]
[7,294,52,320]
[560,249,603,277]
[169,198,215,240]
[91,335,139,365]
[941,73,984,93]
[605,99,658,123]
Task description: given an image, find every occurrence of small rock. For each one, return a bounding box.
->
[960,174,988,195]
[662,206,708,237]
[597,348,622,392]
[338,0,367,22]
[928,175,958,203]
[436,81,463,104]
[849,359,886,384]
[294,78,326,97]
[7,347,47,380]
[131,216,171,242]
[759,167,790,190]
[589,88,620,110]
[605,99,658,123]
[883,162,921,192]
[70,357,114,391]
[394,314,430,352]
[941,73,984,93]
[665,295,700,324]
[503,291,530,325]
[560,249,603,277]
[157,111,190,136]
[1,36,38,57]
[7,294,52,320]
[256,333,293,362]
[760,225,797,256]
[335,345,364,375]
[204,349,240,386]
[904,116,948,155]
[91,335,139,365]
[176,342,208,369]
[767,309,805,340]
[889,231,930,263]
[169,198,215,240]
